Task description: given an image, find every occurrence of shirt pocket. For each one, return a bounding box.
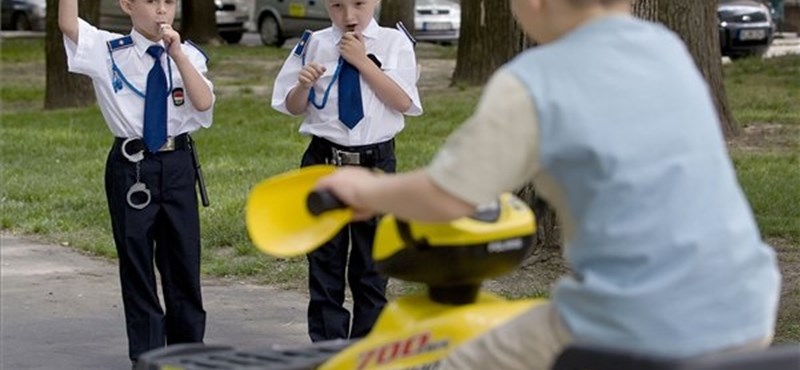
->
[110,68,149,100]
[316,59,340,87]
[167,74,187,110]
[309,59,342,102]
[367,52,389,71]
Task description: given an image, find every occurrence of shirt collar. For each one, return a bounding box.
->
[130,28,165,58]
[332,18,379,43]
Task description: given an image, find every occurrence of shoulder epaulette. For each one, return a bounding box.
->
[396,21,416,48]
[107,35,134,52]
[293,29,313,58]
[185,39,210,63]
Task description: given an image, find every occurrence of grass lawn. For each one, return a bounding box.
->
[2,38,798,343]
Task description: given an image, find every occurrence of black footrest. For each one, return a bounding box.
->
[135,340,352,370]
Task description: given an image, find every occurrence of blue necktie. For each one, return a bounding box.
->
[338,58,364,129]
[143,45,168,153]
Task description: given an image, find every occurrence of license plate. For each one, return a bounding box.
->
[738,29,766,41]
[289,3,306,17]
[423,22,452,31]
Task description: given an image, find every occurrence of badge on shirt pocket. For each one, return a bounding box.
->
[172,87,185,106]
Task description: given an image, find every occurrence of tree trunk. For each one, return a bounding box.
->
[378,0,415,34]
[451,0,528,86]
[633,0,739,137]
[44,0,99,110]
[515,184,564,269]
[182,0,219,44]
[452,0,559,265]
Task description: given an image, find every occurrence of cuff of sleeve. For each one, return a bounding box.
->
[271,83,305,116]
[65,19,97,74]
[385,69,422,116]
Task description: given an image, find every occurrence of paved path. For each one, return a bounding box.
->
[0,234,309,370]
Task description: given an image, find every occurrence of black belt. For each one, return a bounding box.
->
[114,133,190,158]
[311,136,394,166]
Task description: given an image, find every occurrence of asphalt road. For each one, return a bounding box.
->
[0,234,309,370]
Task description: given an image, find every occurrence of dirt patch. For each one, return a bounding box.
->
[773,238,800,343]
[728,123,800,152]
[418,59,457,92]
[210,51,457,99]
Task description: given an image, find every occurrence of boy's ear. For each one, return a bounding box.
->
[119,0,133,15]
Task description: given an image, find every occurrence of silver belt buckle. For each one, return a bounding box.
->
[331,147,360,166]
[159,137,176,152]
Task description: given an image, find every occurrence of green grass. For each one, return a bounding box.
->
[724,55,800,125]
[733,153,800,242]
[723,55,800,245]
[0,38,45,63]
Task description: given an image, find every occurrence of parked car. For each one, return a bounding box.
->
[1,0,45,31]
[414,0,460,44]
[249,0,329,47]
[247,0,461,47]
[99,0,249,44]
[215,0,251,44]
[718,0,776,58]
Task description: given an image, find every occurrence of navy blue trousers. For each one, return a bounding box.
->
[300,136,395,342]
[105,139,206,360]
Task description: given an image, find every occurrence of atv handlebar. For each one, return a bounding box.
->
[307,190,347,216]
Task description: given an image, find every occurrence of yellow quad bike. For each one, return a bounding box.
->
[137,166,800,370]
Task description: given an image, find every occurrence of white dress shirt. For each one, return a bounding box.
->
[63,19,214,139]
[271,19,422,147]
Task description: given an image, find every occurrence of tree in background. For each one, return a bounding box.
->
[182,0,219,44]
[45,0,99,109]
[451,1,556,263]
[451,0,528,86]
[634,0,738,137]
[378,0,415,33]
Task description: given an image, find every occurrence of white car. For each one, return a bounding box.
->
[247,0,330,47]
[99,0,250,44]
[414,0,460,44]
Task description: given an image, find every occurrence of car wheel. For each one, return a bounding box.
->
[220,31,243,44]
[259,14,285,47]
[13,13,32,31]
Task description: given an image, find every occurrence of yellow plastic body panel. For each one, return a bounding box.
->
[246,165,352,257]
[373,193,536,261]
[320,293,542,370]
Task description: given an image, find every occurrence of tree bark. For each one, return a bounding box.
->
[633,0,739,137]
[516,184,564,268]
[378,0,415,34]
[451,0,528,86]
[452,0,558,262]
[44,0,99,110]
[181,0,219,44]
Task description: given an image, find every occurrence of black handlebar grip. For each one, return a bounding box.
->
[307,190,347,216]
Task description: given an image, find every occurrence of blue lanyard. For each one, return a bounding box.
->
[111,51,174,98]
[305,53,343,110]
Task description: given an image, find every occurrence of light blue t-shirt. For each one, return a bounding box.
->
[506,15,780,357]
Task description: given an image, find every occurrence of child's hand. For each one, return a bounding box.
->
[339,32,367,67]
[160,24,183,57]
[298,62,326,88]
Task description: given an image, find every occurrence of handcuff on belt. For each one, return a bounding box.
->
[121,137,151,210]
[328,147,362,166]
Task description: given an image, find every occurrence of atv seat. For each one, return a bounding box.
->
[551,343,800,370]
